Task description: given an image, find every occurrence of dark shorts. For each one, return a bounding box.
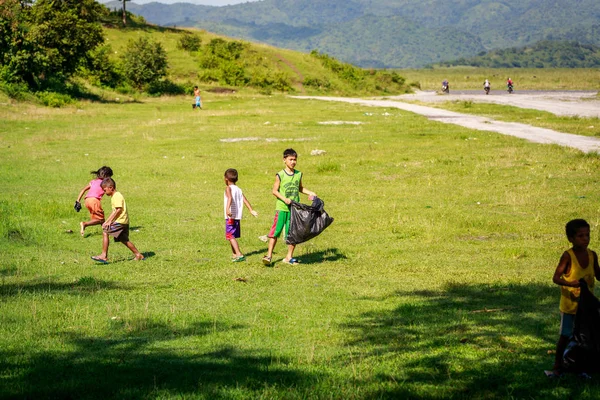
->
[226,219,240,240]
[560,312,575,337]
[104,223,130,243]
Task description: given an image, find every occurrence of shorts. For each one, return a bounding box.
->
[104,223,130,243]
[195,96,201,107]
[85,197,104,221]
[560,312,575,337]
[226,218,240,240]
[268,210,290,239]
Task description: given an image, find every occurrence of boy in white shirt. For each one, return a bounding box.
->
[224,169,258,262]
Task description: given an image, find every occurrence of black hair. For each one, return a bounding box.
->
[566,219,590,239]
[101,177,116,190]
[224,168,238,183]
[91,166,113,179]
[283,148,297,158]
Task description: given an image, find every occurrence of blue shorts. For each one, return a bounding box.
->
[225,219,240,240]
[560,312,575,337]
[195,96,201,107]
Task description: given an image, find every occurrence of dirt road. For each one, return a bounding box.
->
[293,91,600,153]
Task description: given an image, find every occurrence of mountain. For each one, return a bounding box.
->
[117,0,600,68]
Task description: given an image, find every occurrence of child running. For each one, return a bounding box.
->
[262,148,316,266]
[193,86,202,109]
[549,219,600,377]
[91,178,144,263]
[75,166,113,237]
[224,169,258,262]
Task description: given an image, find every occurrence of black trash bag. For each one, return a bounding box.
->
[286,197,334,245]
[563,278,600,373]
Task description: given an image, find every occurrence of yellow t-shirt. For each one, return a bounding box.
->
[111,191,129,225]
[559,248,595,314]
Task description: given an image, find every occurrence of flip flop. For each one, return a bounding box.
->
[91,256,109,264]
[282,258,300,265]
[262,255,272,266]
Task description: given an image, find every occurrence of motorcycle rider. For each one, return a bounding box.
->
[506,77,514,93]
[484,79,491,94]
[442,79,449,93]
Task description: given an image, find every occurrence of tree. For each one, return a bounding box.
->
[121,0,130,26]
[121,37,168,89]
[0,0,105,88]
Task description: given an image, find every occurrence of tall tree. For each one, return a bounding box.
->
[122,0,130,26]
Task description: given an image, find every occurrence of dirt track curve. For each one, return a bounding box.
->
[293,91,600,153]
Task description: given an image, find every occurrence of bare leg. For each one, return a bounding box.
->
[229,239,242,257]
[92,231,110,261]
[266,237,277,258]
[554,335,569,373]
[123,241,144,260]
[284,244,296,261]
[81,219,104,236]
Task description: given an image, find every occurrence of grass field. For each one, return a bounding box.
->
[2,91,600,399]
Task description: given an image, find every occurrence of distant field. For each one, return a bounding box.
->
[399,67,600,91]
[2,91,600,398]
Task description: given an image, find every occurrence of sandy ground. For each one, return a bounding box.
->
[293,91,600,153]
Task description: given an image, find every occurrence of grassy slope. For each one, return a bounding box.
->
[2,88,600,398]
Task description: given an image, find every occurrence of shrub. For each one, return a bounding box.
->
[121,37,168,89]
[79,44,122,88]
[36,91,75,107]
[177,34,202,52]
[0,80,29,100]
[147,79,186,96]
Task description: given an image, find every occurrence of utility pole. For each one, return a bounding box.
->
[122,0,130,26]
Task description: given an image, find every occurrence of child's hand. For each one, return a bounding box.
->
[308,195,317,201]
[250,210,258,217]
[284,198,292,205]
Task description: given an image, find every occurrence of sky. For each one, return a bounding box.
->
[100,0,261,6]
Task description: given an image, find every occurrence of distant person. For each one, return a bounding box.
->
[548,219,600,377]
[75,166,113,237]
[442,79,449,93]
[484,79,491,94]
[262,148,316,266]
[193,86,202,109]
[506,77,514,93]
[223,168,258,262]
[91,178,144,263]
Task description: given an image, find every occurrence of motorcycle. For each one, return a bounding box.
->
[507,83,514,94]
[441,84,449,94]
[484,85,490,95]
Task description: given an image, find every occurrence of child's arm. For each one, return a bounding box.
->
[102,207,122,229]
[225,186,233,217]
[593,251,600,281]
[76,184,91,202]
[299,178,317,199]
[271,175,291,204]
[553,252,580,288]
[243,195,258,217]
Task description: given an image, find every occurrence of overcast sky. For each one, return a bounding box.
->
[101,0,261,5]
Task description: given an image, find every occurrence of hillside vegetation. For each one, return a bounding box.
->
[119,0,600,68]
[436,41,600,69]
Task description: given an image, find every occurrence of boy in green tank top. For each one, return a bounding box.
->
[262,148,316,266]
[548,219,600,377]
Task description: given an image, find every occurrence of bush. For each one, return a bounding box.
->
[147,79,186,96]
[36,91,75,107]
[303,77,332,90]
[0,80,30,100]
[79,44,122,88]
[121,37,168,89]
[177,34,202,52]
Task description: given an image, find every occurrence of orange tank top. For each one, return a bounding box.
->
[559,248,595,314]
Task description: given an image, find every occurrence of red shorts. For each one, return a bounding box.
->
[226,219,241,240]
[85,197,104,221]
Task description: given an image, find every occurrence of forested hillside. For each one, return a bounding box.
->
[435,41,600,69]
[115,0,600,68]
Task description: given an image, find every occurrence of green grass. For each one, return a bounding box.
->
[399,67,600,91]
[412,101,600,138]
[2,92,600,398]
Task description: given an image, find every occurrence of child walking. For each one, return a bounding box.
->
[193,86,202,109]
[75,166,113,237]
[224,169,258,262]
[262,148,316,266]
[91,178,144,263]
[549,219,600,377]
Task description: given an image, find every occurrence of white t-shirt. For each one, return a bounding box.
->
[224,184,244,219]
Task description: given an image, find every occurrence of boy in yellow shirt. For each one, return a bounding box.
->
[91,178,144,263]
[549,219,600,376]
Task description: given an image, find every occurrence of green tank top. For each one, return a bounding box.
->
[276,169,302,211]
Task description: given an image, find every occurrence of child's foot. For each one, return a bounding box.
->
[134,254,145,261]
[91,256,109,264]
[282,258,300,265]
[232,255,246,262]
[262,255,272,266]
[80,222,85,237]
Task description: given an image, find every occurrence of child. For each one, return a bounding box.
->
[193,86,202,109]
[549,219,600,376]
[91,178,144,263]
[224,169,258,262]
[262,148,316,266]
[75,166,113,237]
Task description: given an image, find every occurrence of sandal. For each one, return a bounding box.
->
[282,258,300,265]
[91,256,109,264]
[232,255,246,262]
[262,255,272,266]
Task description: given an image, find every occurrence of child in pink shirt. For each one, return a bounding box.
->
[75,166,113,237]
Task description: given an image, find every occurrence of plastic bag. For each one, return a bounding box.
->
[286,197,333,245]
[563,279,600,372]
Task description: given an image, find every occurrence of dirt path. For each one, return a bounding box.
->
[275,53,304,93]
[293,93,600,153]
